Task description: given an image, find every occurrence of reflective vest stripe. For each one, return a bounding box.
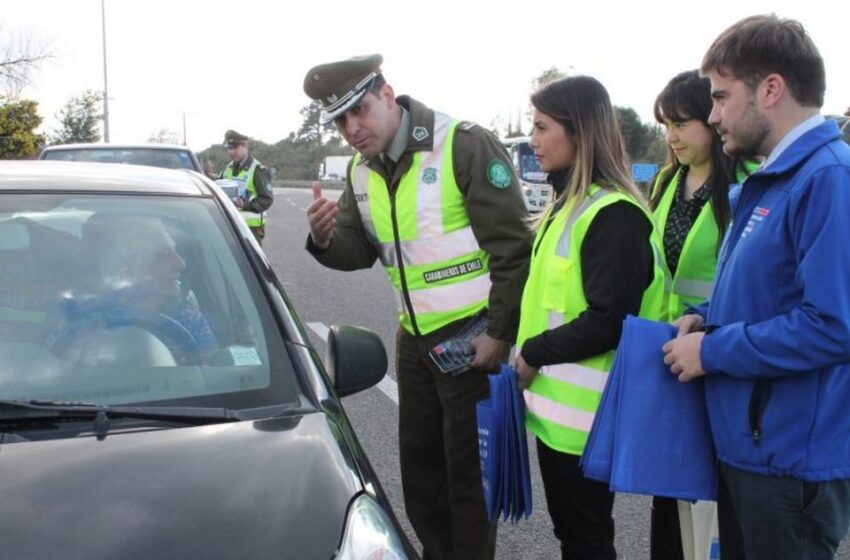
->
[352,160,379,244]
[554,189,609,257]
[415,117,453,239]
[672,278,714,300]
[369,225,483,268]
[407,272,491,314]
[538,362,609,394]
[524,391,596,434]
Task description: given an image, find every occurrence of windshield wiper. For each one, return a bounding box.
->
[0,399,241,426]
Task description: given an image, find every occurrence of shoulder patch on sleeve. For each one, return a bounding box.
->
[486,159,514,189]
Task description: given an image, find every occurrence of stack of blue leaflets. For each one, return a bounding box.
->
[581,316,717,501]
[476,364,533,523]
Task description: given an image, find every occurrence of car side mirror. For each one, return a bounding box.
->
[326,325,387,397]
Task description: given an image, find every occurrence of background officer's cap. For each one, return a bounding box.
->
[223,129,250,148]
[303,54,383,125]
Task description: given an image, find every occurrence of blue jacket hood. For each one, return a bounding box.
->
[700,119,850,481]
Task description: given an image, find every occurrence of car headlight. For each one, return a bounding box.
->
[335,494,409,560]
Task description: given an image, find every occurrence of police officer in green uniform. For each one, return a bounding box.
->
[220,130,273,245]
[303,54,531,560]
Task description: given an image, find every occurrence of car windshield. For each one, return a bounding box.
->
[42,148,197,171]
[0,192,301,411]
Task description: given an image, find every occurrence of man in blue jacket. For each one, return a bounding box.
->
[662,15,850,560]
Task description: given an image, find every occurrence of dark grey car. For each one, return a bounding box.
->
[0,161,414,559]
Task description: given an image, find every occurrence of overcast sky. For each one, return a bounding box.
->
[4,0,849,153]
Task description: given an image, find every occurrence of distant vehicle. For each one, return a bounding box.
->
[39,143,203,174]
[501,137,551,213]
[0,161,414,559]
[319,155,353,182]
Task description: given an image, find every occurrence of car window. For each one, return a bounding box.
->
[42,148,198,171]
[0,193,300,410]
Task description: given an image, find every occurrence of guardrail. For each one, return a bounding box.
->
[274,180,346,190]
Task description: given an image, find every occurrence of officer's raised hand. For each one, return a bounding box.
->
[307,181,339,249]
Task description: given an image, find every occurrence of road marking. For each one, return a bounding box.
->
[306,321,399,405]
[306,321,329,339]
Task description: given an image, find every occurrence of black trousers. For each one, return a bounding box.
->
[651,496,684,560]
[536,438,616,560]
[396,322,498,560]
[717,463,850,560]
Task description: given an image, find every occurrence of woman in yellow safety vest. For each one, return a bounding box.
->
[515,76,668,559]
[648,69,753,560]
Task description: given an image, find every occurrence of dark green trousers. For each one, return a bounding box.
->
[249,225,265,246]
[396,321,498,560]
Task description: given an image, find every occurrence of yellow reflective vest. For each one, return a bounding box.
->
[223,159,266,227]
[651,162,756,319]
[651,168,718,319]
[350,112,490,335]
[517,186,668,455]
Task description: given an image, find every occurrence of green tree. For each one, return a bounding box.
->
[615,106,666,164]
[0,97,44,159]
[51,90,102,145]
[296,100,342,147]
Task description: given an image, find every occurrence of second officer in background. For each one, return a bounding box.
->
[220,129,273,245]
[303,54,531,560]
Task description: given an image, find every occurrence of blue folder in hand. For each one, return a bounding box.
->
[476,364,533,524]
[582,316,717,501]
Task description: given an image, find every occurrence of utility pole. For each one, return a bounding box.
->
[182,112,187,145]
[101,0,110,142]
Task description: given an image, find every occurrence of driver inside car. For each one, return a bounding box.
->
[51,215,218,366]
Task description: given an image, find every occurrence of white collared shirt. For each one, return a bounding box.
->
[762,114,825,170]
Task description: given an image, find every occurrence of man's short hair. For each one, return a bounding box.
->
[701,14,825,108]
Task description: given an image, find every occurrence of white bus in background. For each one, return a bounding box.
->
[501,137,551,213]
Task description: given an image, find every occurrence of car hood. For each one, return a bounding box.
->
[0,412,362,559]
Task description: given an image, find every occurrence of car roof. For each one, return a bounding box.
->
[0,160,211,195]
[40,143,195,153]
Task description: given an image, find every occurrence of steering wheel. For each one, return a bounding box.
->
[51,308,203,366]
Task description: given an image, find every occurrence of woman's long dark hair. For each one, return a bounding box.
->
[651,70,748,241]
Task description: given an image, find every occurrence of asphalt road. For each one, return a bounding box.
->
[263,187,849,560]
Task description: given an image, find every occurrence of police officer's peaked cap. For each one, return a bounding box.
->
[223,129,250,148]
[303,54,383,125]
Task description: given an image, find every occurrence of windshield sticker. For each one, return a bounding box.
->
[229,346,262,366]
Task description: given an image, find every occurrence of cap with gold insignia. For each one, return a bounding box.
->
[223,129,250,148]
[303,54,383,125]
